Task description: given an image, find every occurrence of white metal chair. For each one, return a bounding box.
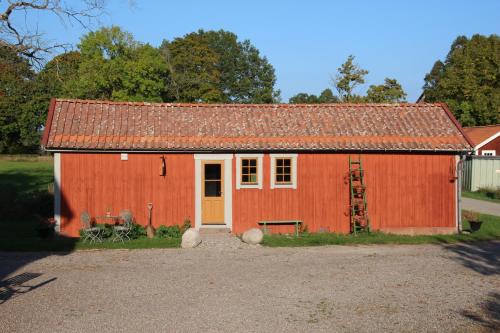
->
[113,210,133,242]
[80,211,102,243]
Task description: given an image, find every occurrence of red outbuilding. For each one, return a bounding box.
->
[463,125,500,156]
[42,99,473,237]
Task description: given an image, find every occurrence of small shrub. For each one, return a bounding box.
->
[477,186,500,200]
[182,218,192,232]
[462,210,480,222]
[156,225,182,238]
[128,223,147,239]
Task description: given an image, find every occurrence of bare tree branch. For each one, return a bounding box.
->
[0,0,106,66]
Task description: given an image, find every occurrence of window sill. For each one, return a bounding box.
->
[272,184,296,189]
[237,184,262,189]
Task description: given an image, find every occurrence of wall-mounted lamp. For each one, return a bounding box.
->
[160,156,166,176]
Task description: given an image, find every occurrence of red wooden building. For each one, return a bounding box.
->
[42,99,472,237]
[463,125,500,156]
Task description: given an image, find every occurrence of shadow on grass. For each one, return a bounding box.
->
[460,292,500,330]
[0,163,77,282]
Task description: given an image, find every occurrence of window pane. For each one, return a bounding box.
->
[277,166,284,175]
[284,166,291,175]
[277,159,284,167]
[283,174,291,183]
[205,164,221,180]
[242,159,249,167]
[283,159,291,167]
[250,159,257,167]
[205,180,221,197]
[242,174,249,183]
[250,166,257,174]
[276,174,284,182]
[249,174,257,183]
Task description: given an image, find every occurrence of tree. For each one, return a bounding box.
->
[160,32,222,103]
[318,88,339,103]
[161,29,280,103]
[423,34,500,126]
[0,45,39,152]
[366,78,407,103]
[332,55,368,102]
[0,0,106,64]
[289,93,319,104]
[36,51,81,98]
[289,89,339,104]
[70,26,169,102]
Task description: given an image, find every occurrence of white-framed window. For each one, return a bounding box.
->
[482,150,496,156]
[270,154,298,189]
[235,154,263,189]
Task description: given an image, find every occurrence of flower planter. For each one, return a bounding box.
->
[354,186,364,195]
[469,221,482,232]
[351,170,363,179]
[36,218,56,239]
[36,226,55,239]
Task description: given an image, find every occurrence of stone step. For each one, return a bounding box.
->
[198,227,231,235]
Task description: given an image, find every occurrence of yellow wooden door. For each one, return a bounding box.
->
[202,161,225,224]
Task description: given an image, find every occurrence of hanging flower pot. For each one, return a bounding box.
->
[355,209,365,217]
[354,186,364,195]
[352,169,362,179]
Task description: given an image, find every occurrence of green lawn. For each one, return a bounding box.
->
[262,214,500,247]
[462,190,500,204]
[0,156,53,192]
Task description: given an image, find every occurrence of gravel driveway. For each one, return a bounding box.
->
[1,242,499,333]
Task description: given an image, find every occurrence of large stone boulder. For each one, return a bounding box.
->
[181,228,201,248]
[241,228,264,245]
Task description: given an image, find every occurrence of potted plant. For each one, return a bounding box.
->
[462,210,482,232]
[36,217,56,239]
[352,169,363,179]
[354,185,364,195]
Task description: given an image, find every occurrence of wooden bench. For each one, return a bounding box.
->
[258,220,303,237]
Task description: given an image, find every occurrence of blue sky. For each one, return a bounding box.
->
[23,0,500,102]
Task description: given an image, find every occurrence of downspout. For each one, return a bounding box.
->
[456,155,464,234]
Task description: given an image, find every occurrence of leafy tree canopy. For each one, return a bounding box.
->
[70,26,168,102]
[161,29,280,103]
[366,78,407,103]
[0,45,39,152]
[289,89,339,104]
[423,34,500,126]
[332,55,369,102]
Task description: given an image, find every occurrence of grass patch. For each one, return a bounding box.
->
[462,191,500,204]
[262,214,500,247]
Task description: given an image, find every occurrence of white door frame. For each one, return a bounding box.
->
[194,154,233,230]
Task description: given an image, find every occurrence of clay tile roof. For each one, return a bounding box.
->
[41,99,473,152]
[462,125,500,147]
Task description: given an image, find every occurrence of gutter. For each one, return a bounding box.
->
[456,155,465,233]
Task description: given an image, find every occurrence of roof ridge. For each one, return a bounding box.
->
[54,98,442,108]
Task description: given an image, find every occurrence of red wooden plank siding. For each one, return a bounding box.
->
[60,153,194,237]
[231,153,456,235]
[59,153,456,237]
[478,137,500,155]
